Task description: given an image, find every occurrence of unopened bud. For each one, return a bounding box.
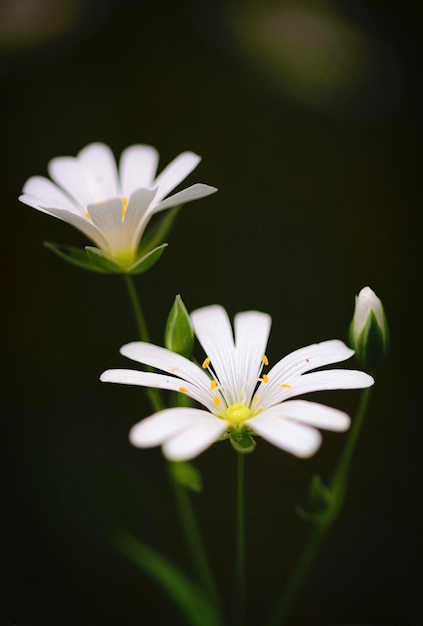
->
[165,295,194,358]
[349,286,389,371]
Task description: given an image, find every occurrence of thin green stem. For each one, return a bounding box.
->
[123,274,163,411]
[266,387,373,626]
[234,452,246,626]
[172,478,222,614]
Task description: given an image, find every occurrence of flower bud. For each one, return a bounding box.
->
[165,295,194,358]
[349,286,389,371]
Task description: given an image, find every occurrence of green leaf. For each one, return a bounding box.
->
[115,531,222,626]
[44,241,110,273]
[127,243,168,275]
[229,431,256,454]
[165,294,194,358]
[169,461,203,493]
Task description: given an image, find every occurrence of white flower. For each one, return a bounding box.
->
[19,142,217,268]
[100,305,374,461]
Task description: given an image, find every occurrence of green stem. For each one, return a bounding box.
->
[123,274,163,411]
[234,452,246,626]
[172,478,222,614]
[266,387,373,626]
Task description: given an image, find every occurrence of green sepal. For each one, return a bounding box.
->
[44,241,167,275]
[165,295,194,358]
[169,461,203,493]
[229,430,256,454]
[44,241,111,273]
[138,206,180,253]
[127,243,168,275]
[85,246,125,273]
[354,310,389,372]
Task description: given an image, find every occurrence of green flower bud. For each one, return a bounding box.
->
[349,286,389,372]
[165,295,194,358]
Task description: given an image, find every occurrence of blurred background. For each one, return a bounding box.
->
[2,0,422,624]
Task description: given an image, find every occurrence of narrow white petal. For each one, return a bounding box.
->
[48,156,97,207]
[152,183,217,212]
[261,369,374,407]
[153,151,201,201]
[266,400,350,431]
[29,204,108,249]
[124,187,158,251]
[119,144,159,196]
[100,368,213,410]
[77,142,119,199]
[129,408,207,447]
[234,311,272,401]
[259,340,356,407]
[248,412,322,458]
[21,176,79,213]
[191,305,238,402]
[162,414,227,461]
[86,198,129,255]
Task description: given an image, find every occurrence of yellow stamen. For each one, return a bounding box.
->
[213,396,220,406]
[85,211,91,220]
[179,386,188,393]
[202,357,211,369]
[262,374,269,383]
[281,383,291,388]
[97,200,105,204]
[261,354,269,366]
[210,380,217,390]
[252,394,259,404]
[122,196,128,218]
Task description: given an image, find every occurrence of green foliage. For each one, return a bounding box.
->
[229,430,256,454]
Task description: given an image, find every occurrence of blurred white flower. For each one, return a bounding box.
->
[19,142,217,268]
[101,305,374,461]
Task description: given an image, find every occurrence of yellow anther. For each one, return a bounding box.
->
[281,383,291,388]
[122,196,128,219]
[213,396,220,406]
[252,394,259,404]
[261,354,269,366]
[262,374,269,383]
[97,200,105,204]
[210,380,217,390]
[85,211,91,220]
[202,357,211,369]
[179,386,188,393]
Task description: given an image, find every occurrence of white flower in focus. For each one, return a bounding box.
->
[101,305,374,461]
[19,143,217,269]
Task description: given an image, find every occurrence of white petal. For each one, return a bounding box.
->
[124,187,158,251]
[153,151,201,201]
[119,144,159,196]
[21,176,79,213]
[129,408,207,447]
[259,340,356,407]
[191,305,238,402]
[77,142,119,200]
[234,311,272,401]
[87,198,128,255]
[248,412,322,458]
[267,400,350,431]
[162,413,227,461]
[48,156,96,207]
[27,204,108,249]
[100,368,213,410]
[152,183,217,212]
[261,369,374,407]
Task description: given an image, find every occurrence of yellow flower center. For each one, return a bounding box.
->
[225,403,251,423]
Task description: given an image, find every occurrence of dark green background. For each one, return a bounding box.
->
[2,1,422,624]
